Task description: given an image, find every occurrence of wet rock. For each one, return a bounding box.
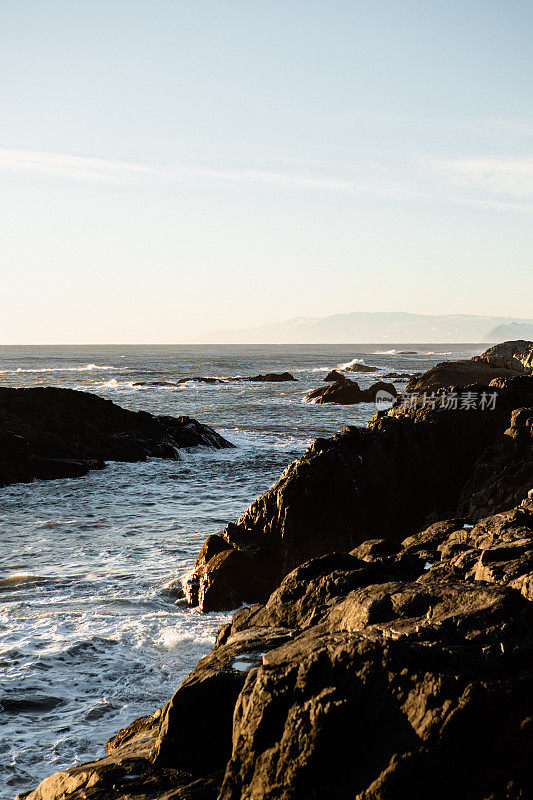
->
[323,369,347,382]
[343,363,379,373]
[188,374,532,611]
[22,496,533,800]
[245,372,297,382]
[382,371,420,380]
[304,379,397,405]
[174,376,227,384]
[0,387,233,488]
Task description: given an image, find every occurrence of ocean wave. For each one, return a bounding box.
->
[336,357,367,369]
[0,364,117,374]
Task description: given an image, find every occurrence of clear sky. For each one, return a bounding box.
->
[1,0,532,343]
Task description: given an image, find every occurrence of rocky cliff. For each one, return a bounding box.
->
[21,498,533,800]
[187,372,533,612]
[17,342,533,800]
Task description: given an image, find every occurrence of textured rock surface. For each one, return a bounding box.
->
[473,339,533,373]
[17,345,533,800]
[187,374,533,611]
[22,500,533,800]
[407,340,532,392]
[343,362,379,373]
[0,387,233,488]
[323,369,346,382]
[304,379,397,405]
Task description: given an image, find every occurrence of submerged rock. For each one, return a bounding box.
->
[0,387,233,488]
[304,379,397,405]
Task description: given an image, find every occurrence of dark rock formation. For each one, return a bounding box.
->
[407,340,532,392]
[323,369,347,382]
[473,339,533,372]
[397,350,417,354]
[0,387,233,488]
[343,362,379,373]
[175,376,227,384]
[406,360,519,392]
[16,344,533,800]
[23,499,533,800]
[304,379,397,405]
[245,372,297,382]
[187,374,533,611]
[382,371,420,380]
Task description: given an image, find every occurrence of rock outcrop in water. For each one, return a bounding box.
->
[323,369,346,382]
[343,362,379,373]
[245,372,297,382]
[188,373,533,612]
[16,342,533,800]
[0,387,233,488]
[304,379,397,405]
[406,340,533,393]
[22,497,533,800]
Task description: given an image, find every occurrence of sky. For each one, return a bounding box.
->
[0,0,532,343]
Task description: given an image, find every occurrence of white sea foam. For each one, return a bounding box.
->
[336,357,367,369]
[0,364,117,374]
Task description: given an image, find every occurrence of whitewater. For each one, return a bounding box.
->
[0,343,481,796]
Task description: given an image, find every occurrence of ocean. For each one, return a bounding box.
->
[0,343,483,796]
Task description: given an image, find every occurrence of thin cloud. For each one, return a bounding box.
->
[427,156,533,199]
[1,147,532,214]
[0,148,356,191]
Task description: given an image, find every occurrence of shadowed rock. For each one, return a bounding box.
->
[343,362,379,373]
[245,372,297,382]
[323,369,347,382]
[22,499,533,800]
[187,374,533,611]
[0,387,233,488]
[304,379,397,405]
[407,340,533,392]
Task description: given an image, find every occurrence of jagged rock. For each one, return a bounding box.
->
[323,370,347,382]
[21,496,533,800]
[304,379,397,405]
[473,340,533,373]
[187,375,533,611]
[0,387,232,488]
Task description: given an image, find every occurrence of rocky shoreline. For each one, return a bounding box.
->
[15,341,533,800]
[0,387,233,488]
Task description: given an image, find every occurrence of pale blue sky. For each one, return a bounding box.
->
[1,0,532,342]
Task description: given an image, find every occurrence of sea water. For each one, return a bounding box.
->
[0,343,481,795]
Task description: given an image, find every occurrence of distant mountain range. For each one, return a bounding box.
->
[199,312,533,344]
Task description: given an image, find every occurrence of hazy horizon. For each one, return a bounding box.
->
[1,1,532,344]
[1,308,532,346]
